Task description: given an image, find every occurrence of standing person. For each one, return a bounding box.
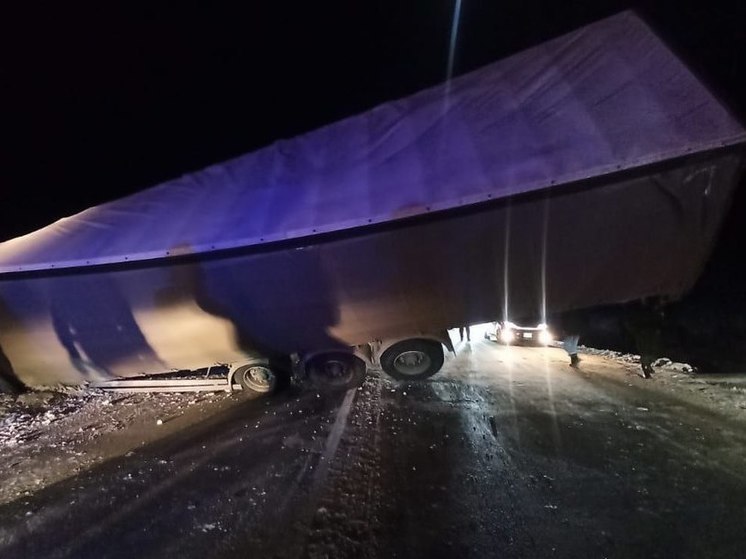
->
[622,299,666,379]
[458,325,471,342]
[564,332,581,367]
[556,310,584,367]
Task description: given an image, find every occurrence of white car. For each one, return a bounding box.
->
[486,321,554,346]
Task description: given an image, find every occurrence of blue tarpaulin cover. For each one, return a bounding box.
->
[1,10,744,274]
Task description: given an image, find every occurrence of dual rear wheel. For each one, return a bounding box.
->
[305,351,366,389]
[235,338,445,396]
[379,338,444,381]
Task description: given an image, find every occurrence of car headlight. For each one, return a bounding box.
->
[500,328,514,343]
[539,330,553,345]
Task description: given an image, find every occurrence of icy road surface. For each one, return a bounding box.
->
[1,341,746,558]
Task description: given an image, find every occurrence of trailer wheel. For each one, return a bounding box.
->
[234,364,277,395]
[380,339,444,381]
[306,352,366,389]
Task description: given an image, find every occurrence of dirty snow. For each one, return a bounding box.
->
[1,344,744,510]
[0,386,234,505]
[578,345,695,373]
[1,344,746,558]
[574,345,746,418]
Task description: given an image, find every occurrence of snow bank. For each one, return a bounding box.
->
[578,345,696,373]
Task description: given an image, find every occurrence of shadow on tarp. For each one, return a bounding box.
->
[191,245,347,361]
[0,298,28,393]
[0,341,24,394]
[48,274,164,380]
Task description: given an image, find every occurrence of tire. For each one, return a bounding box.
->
[234,364,277,395]
[306,352,366,390]
[380,339,444,381]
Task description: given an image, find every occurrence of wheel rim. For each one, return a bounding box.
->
[324,359,350,380]
[393,350,431,376]
[242,366,274,393]
[310,356,354,386]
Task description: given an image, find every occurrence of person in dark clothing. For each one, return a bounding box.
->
[565,333,581,367]
[458,325,471,342]
[623,299,666,379]
[555,310,585,367]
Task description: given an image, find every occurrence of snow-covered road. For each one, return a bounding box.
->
[1,340,746,558]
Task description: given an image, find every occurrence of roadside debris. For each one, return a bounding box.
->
[0,386,233,505]
[579,346,696,374]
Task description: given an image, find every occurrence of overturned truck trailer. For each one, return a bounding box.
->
[1,11,744,392]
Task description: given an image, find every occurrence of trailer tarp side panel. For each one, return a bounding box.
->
[0,10,744,274]
[1,11,745,387]
[0,150,742,387]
